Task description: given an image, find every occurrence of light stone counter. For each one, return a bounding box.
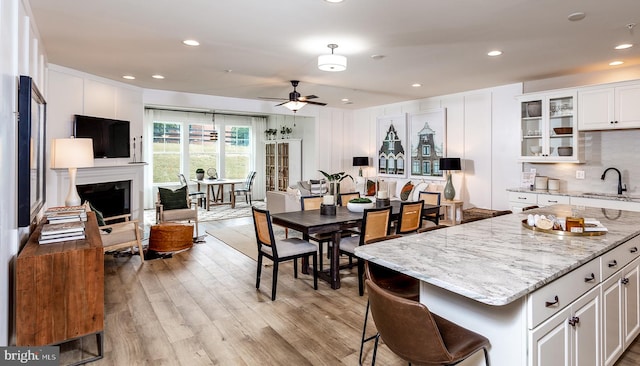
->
[355,204,640,306]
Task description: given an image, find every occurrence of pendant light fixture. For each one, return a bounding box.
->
[209,113,219,141]
[318,44,347,72]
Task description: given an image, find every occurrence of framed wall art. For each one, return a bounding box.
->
[376,114,408,178]
[408,108,446,178]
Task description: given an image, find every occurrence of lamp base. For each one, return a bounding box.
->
[444,172,456,200]
[65,167,82,207]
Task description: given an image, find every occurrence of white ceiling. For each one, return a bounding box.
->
[28,0,640,109]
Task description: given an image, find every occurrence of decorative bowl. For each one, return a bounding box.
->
[347,201,374,213]
[557,146,573,156]
[526,102,542,117]
[530,146,542,155]
[553,127,573,135]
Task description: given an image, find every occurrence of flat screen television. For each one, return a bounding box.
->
[74,114,130,158]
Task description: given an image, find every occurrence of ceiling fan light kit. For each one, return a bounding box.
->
[283,100,307,112]
[318,44,347,72]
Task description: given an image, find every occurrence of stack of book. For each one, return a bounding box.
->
[44,206,87,223]
[39,221,86,244]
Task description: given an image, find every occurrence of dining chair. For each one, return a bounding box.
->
[233,171,257,205]
[252,207,318,301]
[339,206,392,296]
[156,186,199,237]
[300,195,333,269]
[365,279,491,366]
[338,192,360,206]
[178,173,206,207]
[419,191,442,225]
[395,201,424,234]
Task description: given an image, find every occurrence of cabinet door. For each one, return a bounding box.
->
[622,258,640,346]
[578,88,615,130]
[602,273,624,366]
[530,306,572,366]
[616,85,640,128]
[571,288,600,366]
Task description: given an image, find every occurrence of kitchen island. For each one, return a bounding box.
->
[355,204,640,365]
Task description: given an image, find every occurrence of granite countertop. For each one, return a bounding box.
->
[507,187,640,202]
[355,204,640,306]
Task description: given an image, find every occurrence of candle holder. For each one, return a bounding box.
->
[320,203,336,216]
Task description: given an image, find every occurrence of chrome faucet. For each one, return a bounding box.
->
[601,167,627,195]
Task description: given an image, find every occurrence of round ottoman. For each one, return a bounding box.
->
[148,223,194,253]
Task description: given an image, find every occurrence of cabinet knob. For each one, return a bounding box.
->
[609,260,618,268]
[568,316,580,326]
[545,295,559,307]
[615,120,619,124]
[584,273,596,282]
[611,121,615,124]
[622,277,630,285]
[630,247,638,253]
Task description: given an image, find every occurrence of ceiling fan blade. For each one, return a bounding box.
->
[299,95,318,101]
[305,100,327,106]
[259,97,287,101]
[274,101,287,107]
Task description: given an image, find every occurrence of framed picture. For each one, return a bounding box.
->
[408,108,446,178]
[376,114,408,178]
[17,75,47,228]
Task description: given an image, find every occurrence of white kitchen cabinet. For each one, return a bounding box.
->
[518,90,582,163]
[578,82,640,130]
[529,287,600,366]
[601,256,640,366]
[508,191,538,212]
[264,139,301,192]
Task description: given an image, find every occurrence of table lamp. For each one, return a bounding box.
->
[352,156,369,177]
[51,137,94,206]
[439,157,461,201]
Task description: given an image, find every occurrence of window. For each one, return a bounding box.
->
[422,145,431,156]
[189,123,218,180]
[224,125,251,179]
[423,161,431,175]
[153,122,182,184]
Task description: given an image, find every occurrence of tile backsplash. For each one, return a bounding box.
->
[525,129,640,195]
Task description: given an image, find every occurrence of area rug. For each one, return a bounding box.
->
[144,200,265,226]
[207,224,291,261]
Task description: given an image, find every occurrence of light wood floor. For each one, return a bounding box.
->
[60,217,640,366]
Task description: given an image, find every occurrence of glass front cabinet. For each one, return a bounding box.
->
[518,90,582,163]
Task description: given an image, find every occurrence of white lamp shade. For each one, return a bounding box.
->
[51,138,94,169]
[283,101,307,111]
[318,54,347,72]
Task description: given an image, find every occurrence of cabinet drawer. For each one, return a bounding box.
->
[537,194,570,207]
[528,258,600,329]
[601,234,640,280]
[509,192,537,204]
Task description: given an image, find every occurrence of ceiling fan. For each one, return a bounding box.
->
[261,80,327,112]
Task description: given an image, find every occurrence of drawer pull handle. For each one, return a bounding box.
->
[548,200,558,203]
[622,278,630,285]
[584,273,596,282]
[631,247,638,253]
[568,316,580,326]
[609,260,618,268]
[518,196,527,200]
[545,295,559,307]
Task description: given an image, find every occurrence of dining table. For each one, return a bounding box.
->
[193,178,246,210]
[270,201,440,289]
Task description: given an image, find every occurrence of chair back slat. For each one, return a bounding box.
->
[339,192,360,206]
[252,207,274,249]
[301,196,323,211]
[419,191,440,206]
[362,207,392,244]
[397,201,424,234]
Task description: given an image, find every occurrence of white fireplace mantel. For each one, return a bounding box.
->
[52,163,146,224]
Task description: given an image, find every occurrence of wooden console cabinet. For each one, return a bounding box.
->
[16,212,104,360]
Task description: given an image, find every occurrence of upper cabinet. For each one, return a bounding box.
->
[578,81,640,130]
[518,90,582,163]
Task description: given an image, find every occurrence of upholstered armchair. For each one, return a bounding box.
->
[156,186,199,237]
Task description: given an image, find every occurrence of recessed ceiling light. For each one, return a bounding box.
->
[325,0,344,3]
[609,61,624,66]
[341,98,350,102]
[412,83,422,88]
[152,74,165,79]
[615,44,633,50]
[183,39,200,46]
[122,75,135,80]
[370,54,385,60]
[567,12,586,21]
[487,50,502,57]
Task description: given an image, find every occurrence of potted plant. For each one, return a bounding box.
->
[346,197,374,213]
[195,168,205,180]
[319,170,354,199]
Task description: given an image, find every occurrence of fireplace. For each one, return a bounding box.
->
[77,180,131,218]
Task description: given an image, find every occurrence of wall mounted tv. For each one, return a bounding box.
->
[74,114,130,158]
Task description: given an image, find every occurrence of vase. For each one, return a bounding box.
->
[444,172,455,200]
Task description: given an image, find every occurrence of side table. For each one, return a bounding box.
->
[440,199,464,226]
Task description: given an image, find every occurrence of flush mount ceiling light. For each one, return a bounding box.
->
[318,44,347,72]
[567,12,586,21]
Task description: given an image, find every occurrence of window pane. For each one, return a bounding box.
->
[224,125,251,179]
[189,123,218,179]
[152,122,181,184]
